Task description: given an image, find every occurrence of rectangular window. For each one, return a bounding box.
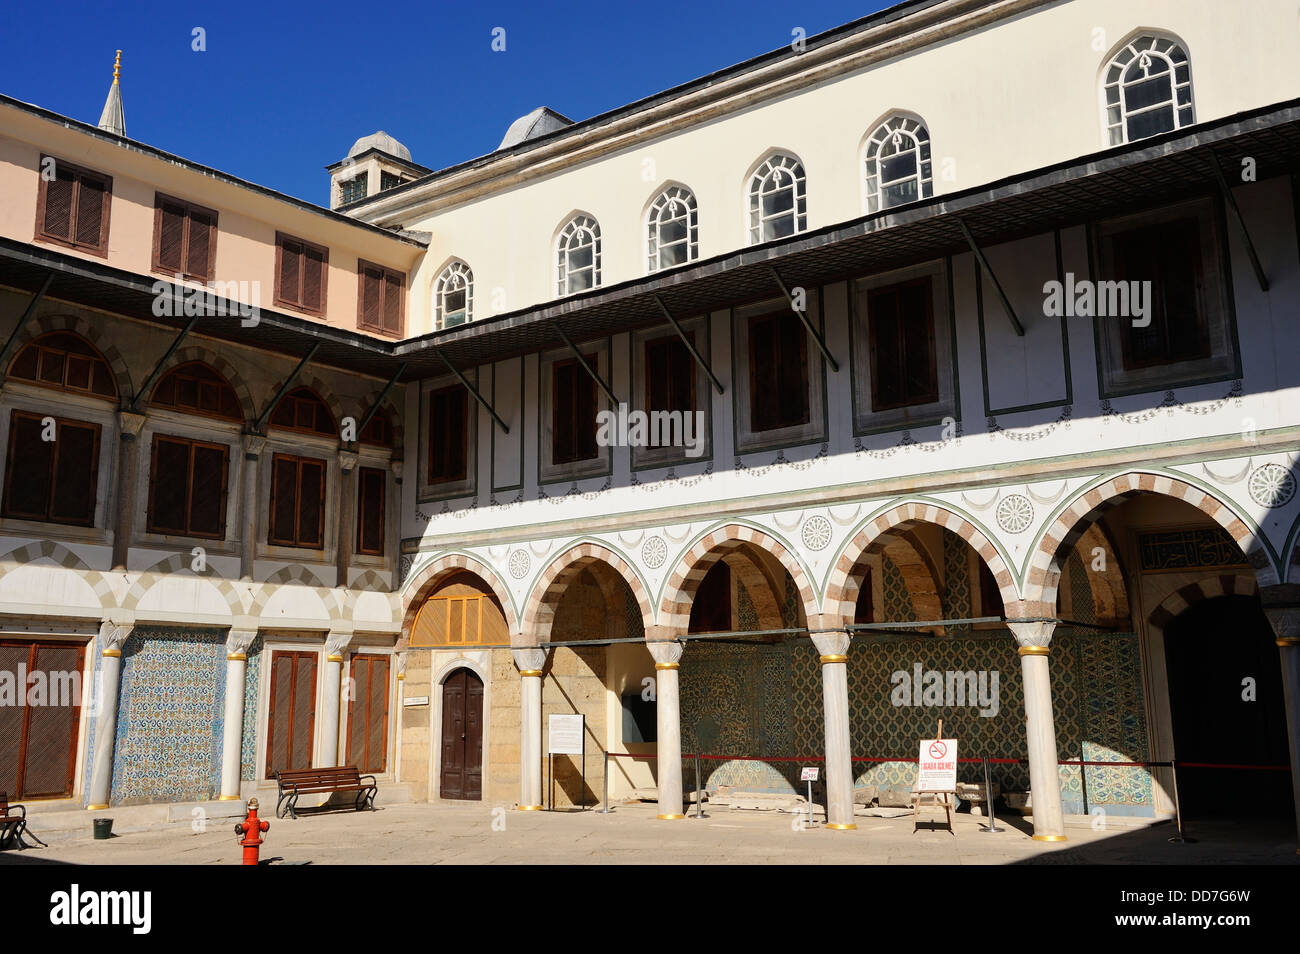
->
[357,260,405,336]
[35,156,112,255]
[340,176,367,204]
[346,654,390,774]
[867,277,938,410]
[427,385,469,484]
[152,194,218,281]
[355,466,386,555]
[552,356,599,464]
[147,434,229,538]
[644,334,695,417]
[266,650,317,779]
[1108,219,1211,370]
[379,171,403,192]
[267,453,326,549]
[2,411,100,526]
[748,311,809,432]
[274,232,328,316]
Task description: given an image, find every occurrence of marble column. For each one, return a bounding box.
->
[1007,618,1066,841]
[110,411,146,570]
[335,448,358,588]
[87,618,132,809]
[393,645,407,784]
[219,629,257,800]
[648,639,684,819]
[238,433,266,580]
[319,629,353,768]
[811,631,856,830]
[512,647,548,810]
[1263,593,1300,851]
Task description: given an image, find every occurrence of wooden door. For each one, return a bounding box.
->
[346,653,389,774]
[439,668,483,800]
[265,650,317,778]
[0,640,85,799]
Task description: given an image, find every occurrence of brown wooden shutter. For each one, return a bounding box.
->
[382,271,402,333]
[48,421,99,525]
[0,644,25,795]
[21,643,83,797]
[347,656,367,770]
[3,412,53,520]
[278,240,301,306]
[185,209,214,279]
[360,266,381,329]
[189,442,228,537]
[148,435,190,533]
[41,168,76,241]
[73,174,107,248]
[367,656,389,772]
[295,458,325,548]
[269,455,298,544]
[157,201,185,272]
[267,653,291,777]
[291,654,317,769]
[302,246,325,312]
[356,466,385,555]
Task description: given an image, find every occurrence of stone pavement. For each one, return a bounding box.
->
[3,800,1296,865]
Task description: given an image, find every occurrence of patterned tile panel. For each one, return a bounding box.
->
[240,636,263,782]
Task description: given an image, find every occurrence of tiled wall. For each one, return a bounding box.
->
[240,637,263,781]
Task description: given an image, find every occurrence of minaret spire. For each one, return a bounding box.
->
[97,50,125,137]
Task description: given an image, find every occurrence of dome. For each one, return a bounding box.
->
[497,107,573,150]
[347,131,412,163]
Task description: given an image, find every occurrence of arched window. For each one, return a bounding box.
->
[149,361,243,421]
[863,115,933,213]
[1103,34,1194,145]
[434,261,473,329]
[358,406,394,447]
[269,386,335,437]
[646,185,698,272]
[747,154,806,244]
[556,215,601,295]
[7,331,117,400]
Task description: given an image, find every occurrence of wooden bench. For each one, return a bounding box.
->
[0,792,46,850]
[273,767,377,819]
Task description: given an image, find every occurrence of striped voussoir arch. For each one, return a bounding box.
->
[524,542,656,642]
[1024,472,1273,617]
[17,314,134,400]
[120,553,247,613]
[1147,573,1259,635]
[400,553,519,640]
[823,501,1018,623]
[658,524,819,632]
[0,540,114,608]
[160,345,258,420]
[248,565,341,619]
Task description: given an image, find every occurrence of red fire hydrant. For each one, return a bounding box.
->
[234,797,269,866]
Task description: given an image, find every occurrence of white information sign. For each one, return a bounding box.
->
[800,767,819,782]
[548,714,585,755]
[403,696,429,707]
[917,738,958,792]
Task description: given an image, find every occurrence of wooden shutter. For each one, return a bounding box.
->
[291,654,317,769]
[302,245,325,312]
[278,238,302,307]
[73,174,107,248]
[268,455,299,545]
[3,411,53,520]
[189,441,229,537]
[41,167,76,242]
[347,654,389,774]
[185,209,214,279]
[156,200,186,272]
[266,650,318,777]
[356,466,385,555]
[0,645,27,795]
[427,386,468,483]
[381,271,402,334]
[48,420,100,526]
[749,315,778,431]
[148,435,190,534]
[296,458,325,548]
[359,266,382,330]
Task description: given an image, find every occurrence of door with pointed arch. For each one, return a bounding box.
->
[439,668,483,800]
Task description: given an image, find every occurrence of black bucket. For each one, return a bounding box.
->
[92,817,113,840]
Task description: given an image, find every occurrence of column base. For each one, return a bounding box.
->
[517,804,544,811]
[656,813,685,820]
[86,804,109,811]
[1032,834,1067,842]
[825,823,858,830]
[217,795,241,801]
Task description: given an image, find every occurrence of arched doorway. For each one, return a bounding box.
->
[439,668,484,800]
[1164,595,1291,817]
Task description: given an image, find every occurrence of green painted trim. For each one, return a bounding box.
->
[490,358,525,495]
[1280,508,1300,587]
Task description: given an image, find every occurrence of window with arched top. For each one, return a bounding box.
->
[269,386,336,437]
[6,331,117,400]
[646,185,698,272]
[149,361,243,421]
[1102,34,1194,145]
[747,154,806,244]
[556,215,602,296]
[863,116,933,213]
[434,261,473,329]
[358,406,394,447]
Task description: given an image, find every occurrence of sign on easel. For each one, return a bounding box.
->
[548,714,584,754]
[917,738,957,792]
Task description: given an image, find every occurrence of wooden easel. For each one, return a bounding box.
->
[912,719,956,836]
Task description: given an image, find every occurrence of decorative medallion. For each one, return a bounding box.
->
[801,515,833,551]
[641,535,667,569]
[1248,464,1296,508]
[508,549,530,579]
[996,494,1034,534]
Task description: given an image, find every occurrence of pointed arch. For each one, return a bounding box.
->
[5,314,133,399]
[121,554,244,614]
[658,523,819,632]
[524,542,654,643]
[156,345,256,421]
[824,500,1018,624]
[1147,573,1258,637]
[1025,471,1274,618]
[401,552,519,640]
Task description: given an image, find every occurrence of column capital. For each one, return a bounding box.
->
[325,628,354,659]
[512,647,548,674]
[225,629,258,659]
[647,640,683,668]
[811,631,850,659]
[116,410,147,439]
[338,449,359,472]
[98,618,133,655]
[1006,619,1056,649]
[390,459,404,480]
[1264,607,1300,641]
[242,432,268,457]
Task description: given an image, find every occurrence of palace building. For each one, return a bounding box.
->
[1,0,1299,845]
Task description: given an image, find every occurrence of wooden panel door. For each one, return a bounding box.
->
[346,654,389,774]
[0,640,85,799]
[439,669,483,800]
[265,650,317,778]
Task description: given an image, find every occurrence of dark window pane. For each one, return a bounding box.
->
[50,423,97,524]
[189,444,226,536]
[297,460,324,547]
[270,457,298,544]
[4,414,53,518]
[150,438,191,533]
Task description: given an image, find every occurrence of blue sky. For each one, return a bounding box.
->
[0,0,895,206]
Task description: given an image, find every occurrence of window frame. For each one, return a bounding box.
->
[148,360,243,423]
[266,452,328,550]
[356,259,406,337]
[273,231,329,318]
[34,155,112,257]
[630,319,712,469]
[418,372,478,502]
[1,409,102,528]
[555,215,602,297]
[339,175,368,205]
[151,192,219,282]
[731,292,826,454]
[6,331,119,402]
[645,185,699,273]
[863,115,934,214]
[746,153,806,245]
[1102,33,1195,147]
[268,386,336,439]
[434,260,474,329]
[538,344,611,484]
[354,465,387,556]
[145,432,231,540]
